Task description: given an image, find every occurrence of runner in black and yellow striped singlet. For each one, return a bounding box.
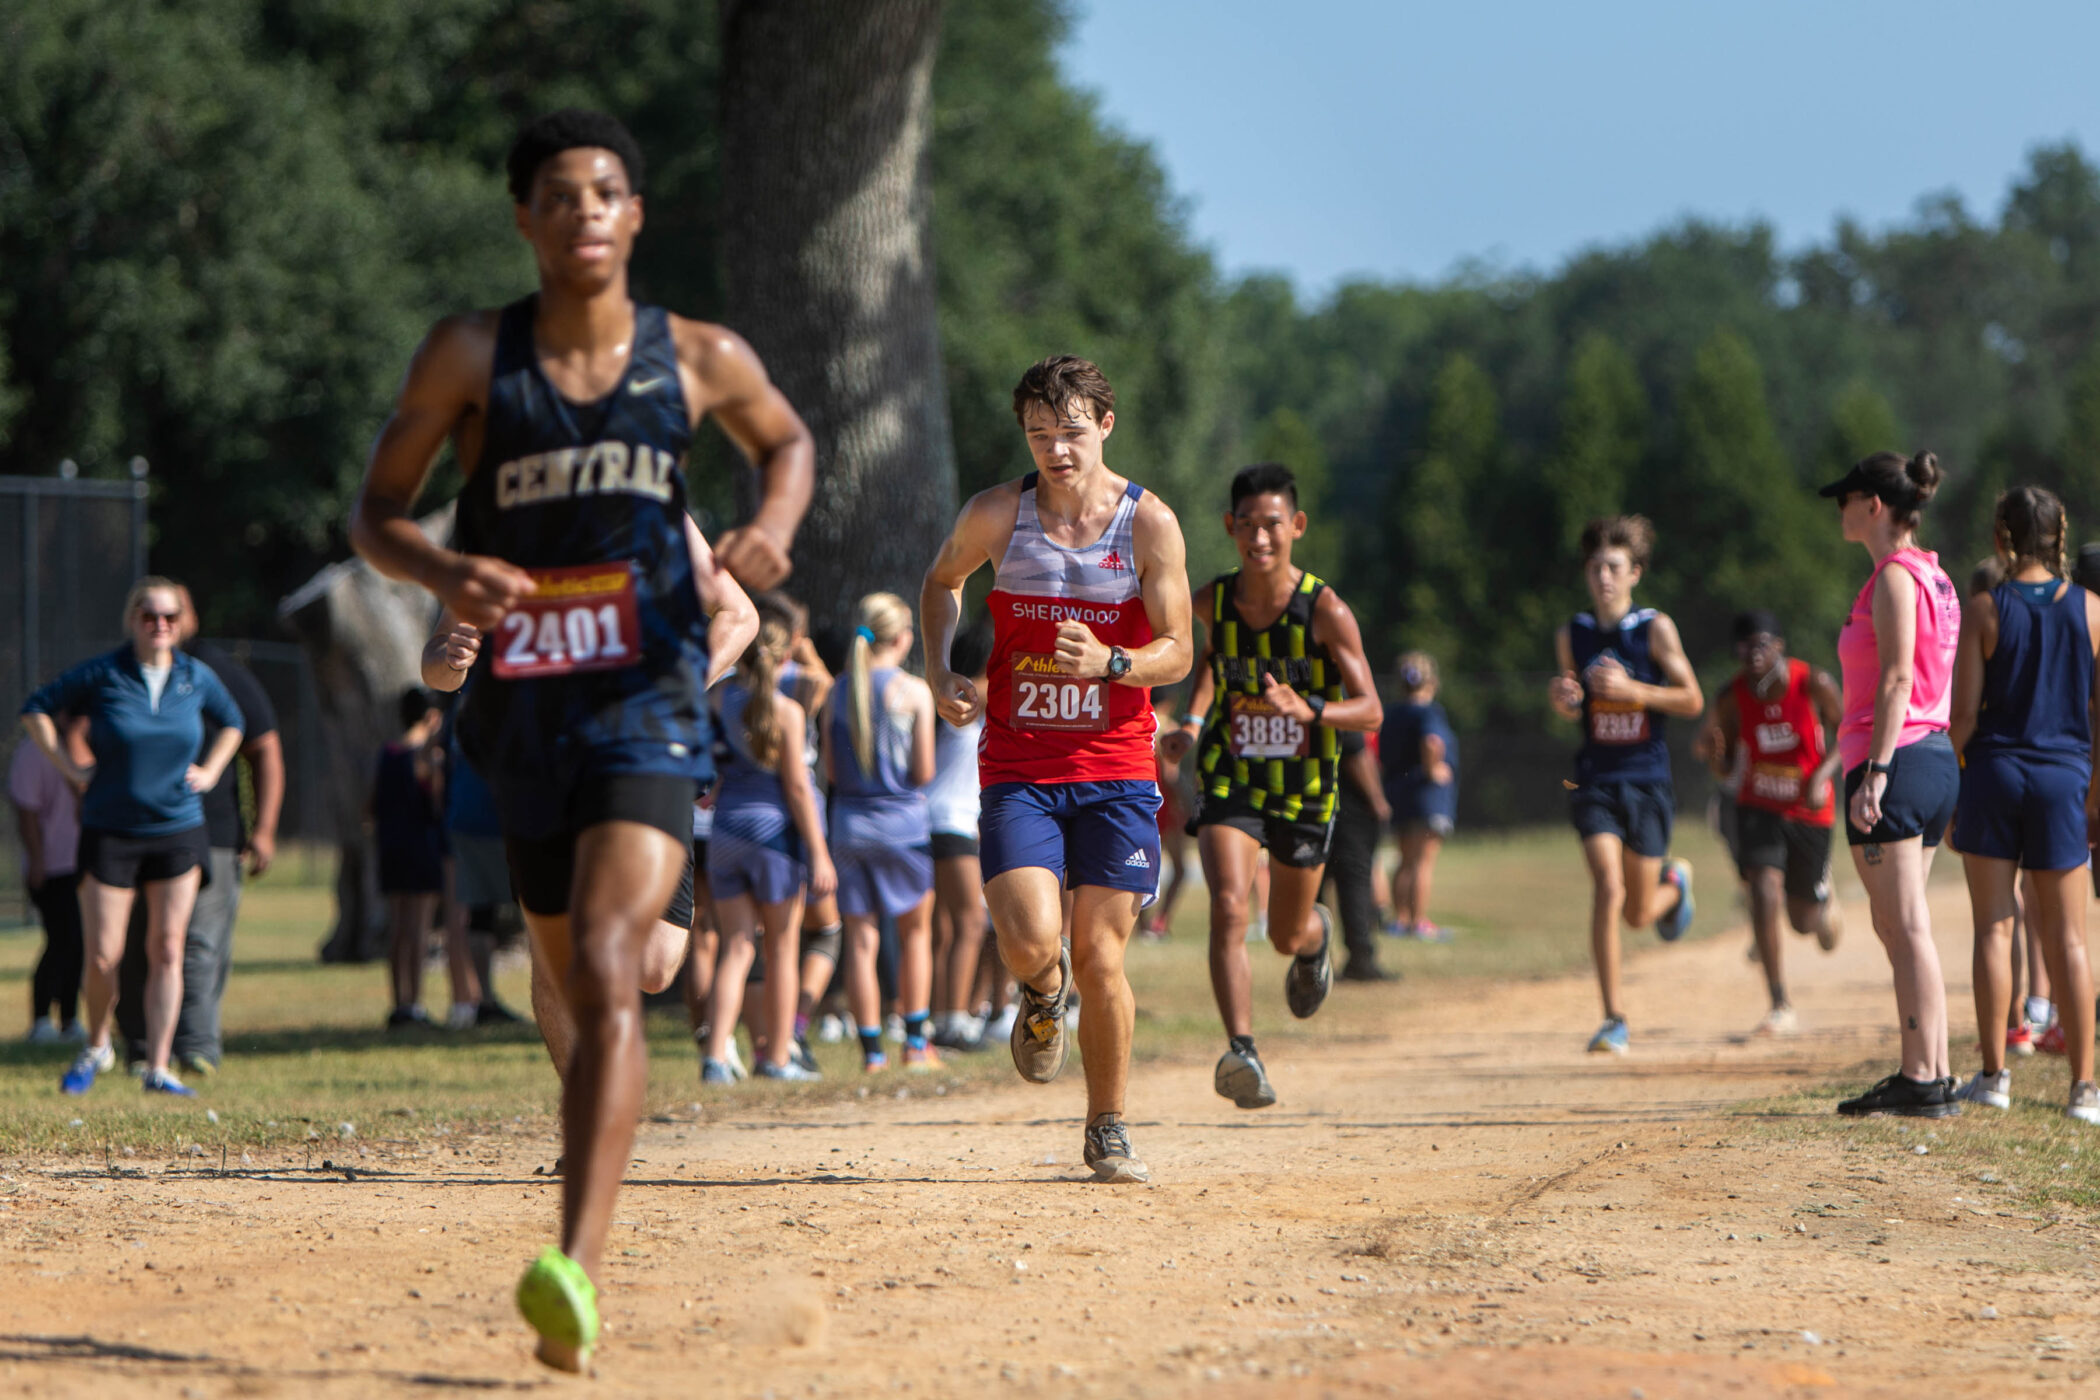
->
[1160,463,1382,1110]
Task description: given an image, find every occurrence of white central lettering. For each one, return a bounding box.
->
[1009,601,1123,626]
[491,441,683,510]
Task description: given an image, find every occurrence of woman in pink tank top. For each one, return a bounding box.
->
[1821,450,1962,1119]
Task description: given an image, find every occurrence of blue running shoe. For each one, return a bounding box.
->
[1587,1017,1629,1055]
[61,1043,114,1096]
[142,1068,197,1097]
[1656,858,1695,942]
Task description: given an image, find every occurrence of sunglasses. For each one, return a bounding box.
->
[137,610,180,624]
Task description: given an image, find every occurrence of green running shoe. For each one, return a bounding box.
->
[516,1246,598,1372]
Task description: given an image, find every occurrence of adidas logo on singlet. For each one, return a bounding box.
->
[1098,550,1127,572]
[1124,849,1150,869]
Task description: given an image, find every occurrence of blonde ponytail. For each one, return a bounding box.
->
[847,592,912,778]
[739,616,793,769]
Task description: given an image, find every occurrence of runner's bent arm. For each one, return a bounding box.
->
[1610,614,1702,718]
[903,675,938,788]
[422,611,482,694]
[685,514,757,687]
[1259,588,1381,731]
[1702,700,1739,781]
[921,486,1011,725]
[1548,627,1583,720]
[1161,588,1215,762]
[350,315,538,629]
[1806,667,1845,809]
[675,322,815,590]
[1050,492,1193,688]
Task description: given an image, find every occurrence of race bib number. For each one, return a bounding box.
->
[1227,691,1310,759]
[1753,720,1799,753]
[1749,762,1803,805]
[1588,700,1650,745]
[492,563,641,680]
[1008,653,1108,732]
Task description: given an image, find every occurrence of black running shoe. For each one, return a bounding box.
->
[1284,905,1335,1019]
[387,1006,431,1031]
[791,1036,820,1075]
[1837,1072,1960,1118]
[476,999,523,1025]
[932,1023,988,1053]
[1214,1038,1277,1109]
[1339,958,1398,983]
[1082,1117,1150,1183]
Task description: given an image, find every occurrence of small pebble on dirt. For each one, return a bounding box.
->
[1913,1146,1929,1155]
[338,1123,356,1139]
[1981,1306,1999,1320]
[205,1110,219,1124]
[1801,1331,1821,1345]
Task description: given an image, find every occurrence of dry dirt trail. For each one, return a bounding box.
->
[6,881,2100,1398]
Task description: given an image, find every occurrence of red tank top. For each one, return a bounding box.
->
[980,472,1157,786]
[1731,658,1833,827]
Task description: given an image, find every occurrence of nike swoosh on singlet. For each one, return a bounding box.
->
[628,375,667,394]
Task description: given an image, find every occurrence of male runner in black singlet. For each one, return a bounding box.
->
[350,110,812,1372]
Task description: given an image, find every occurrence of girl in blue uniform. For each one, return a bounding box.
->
[1548,516,1704,1055]
[1381,650,1458,940]
[824,593,938,1071]
[704,612,835,1083]
[1949,487,2100,1123]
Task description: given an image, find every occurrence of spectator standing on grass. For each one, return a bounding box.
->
[1947,486,2100,1123]
[113,584,284,1076]
[19,575,245,1097]
[1381,650,1458,942]
[10,712,89,1042]
[1821,451,1963,1119]
[373,688,452,1028]
[1326,728,1395,981]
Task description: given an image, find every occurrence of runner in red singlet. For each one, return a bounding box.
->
[1704,609,1844,1037]
[921,355,1192,1183]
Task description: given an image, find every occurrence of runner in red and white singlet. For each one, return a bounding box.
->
[1704,609,1844,1039]
[922,355,1193,1184]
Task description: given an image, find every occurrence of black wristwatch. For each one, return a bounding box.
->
[1304,693,1327,724]
[1865,759,1894,776]
[1104,645,1132,680]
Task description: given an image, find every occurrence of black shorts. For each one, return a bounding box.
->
[1192,793,1334,869]
[1568,778,1674,859]
[929,831,979,861]
[1733,804,1834,903]
[1843,733,1958,848]
[79,826,209,890]
[505,773,699,918]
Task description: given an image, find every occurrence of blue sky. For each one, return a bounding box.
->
[1061,2,2100,293]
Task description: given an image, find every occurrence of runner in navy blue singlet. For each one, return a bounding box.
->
[350,110,813,1372]
[1547,516,1704,1057]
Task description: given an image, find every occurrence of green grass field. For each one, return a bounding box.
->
[0,821,1762,1160]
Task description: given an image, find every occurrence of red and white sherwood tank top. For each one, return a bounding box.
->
[981,472,1158,786]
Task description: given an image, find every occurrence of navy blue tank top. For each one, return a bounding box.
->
[829,666,930,848]
[1971,579,2093,765]
[454,296,711,786]
[1569,609,1671,784]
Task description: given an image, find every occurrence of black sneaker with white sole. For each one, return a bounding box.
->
[1082,1116,1149,1183]
[1284,904,1334,1019]
[1836,1071,1960,1118]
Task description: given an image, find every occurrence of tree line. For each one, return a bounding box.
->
[6,1,2099,740]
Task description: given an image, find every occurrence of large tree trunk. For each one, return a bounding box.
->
[718,0,957,637]
[278,505,449,962]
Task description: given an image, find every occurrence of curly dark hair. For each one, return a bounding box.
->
[506,109,646,204]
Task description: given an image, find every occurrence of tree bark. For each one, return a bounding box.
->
[718,0,957,637]
[278,505,448,963]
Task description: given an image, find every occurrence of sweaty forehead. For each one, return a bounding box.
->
[535,147,632,190]
[1233,492,1294,520]
[1021,401,1095,432]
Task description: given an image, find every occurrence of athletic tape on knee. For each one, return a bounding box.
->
[803,921,843,965]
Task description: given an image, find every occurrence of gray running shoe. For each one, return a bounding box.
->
[1284,904,1334,1019]
[700,1057,737,1085]
[757,1058,820,1082]
[2068,1080,2100,1125]
[1010,944,1072,1084]
[1214,1040,1277,1109]
[1082,1118,1149,1183]
[1954,1069,2012,1110]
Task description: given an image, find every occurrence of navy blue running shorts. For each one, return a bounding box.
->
[1843,732,1957,849]
[1952,748,2091,870]
[1568,778,1674,858]
[979,779,1162,904]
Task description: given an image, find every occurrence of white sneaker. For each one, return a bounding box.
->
[987,1003,1018,1042]
[1750,1005,1798,1037]
[884,1014,906,1045]
[26,1019,64,1045]
[816,1013,847,1044]
[1954,1069,2013,1110]
[2027,997,2056,1032]
[2069,1081,2100,1125]
[723,1041,748,1082]
[445,1002,478,1030]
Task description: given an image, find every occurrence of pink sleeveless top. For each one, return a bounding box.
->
[1836,546,1960,771]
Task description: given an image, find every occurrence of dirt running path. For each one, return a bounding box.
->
[6,883,2100,1398]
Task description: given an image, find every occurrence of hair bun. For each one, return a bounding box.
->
[1906,451,1942,503]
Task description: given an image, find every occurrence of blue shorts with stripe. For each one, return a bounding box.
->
[979,780,1162,905]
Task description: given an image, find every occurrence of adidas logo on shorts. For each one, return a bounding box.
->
[1124,849,1151,869]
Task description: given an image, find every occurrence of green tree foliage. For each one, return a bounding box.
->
[1238,407,1338,582]
[1388,354,1496,666]
[1543,333,1645,553]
